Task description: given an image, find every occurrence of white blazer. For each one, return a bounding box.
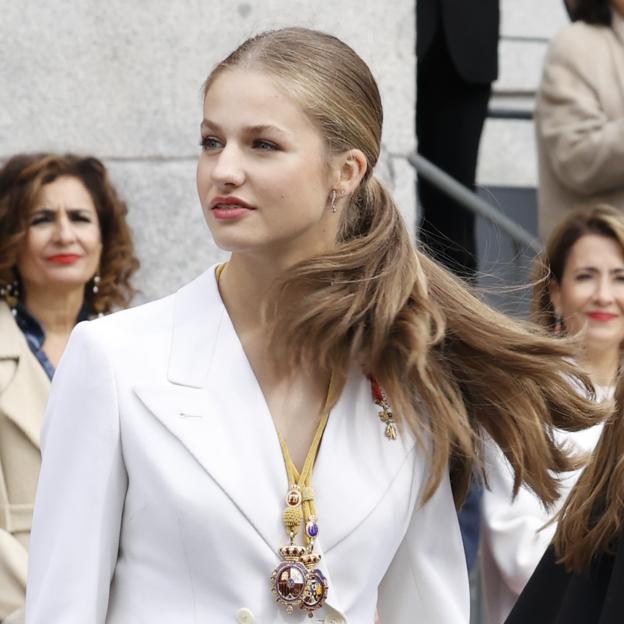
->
[25,267,469,624]
[480,385,611,624]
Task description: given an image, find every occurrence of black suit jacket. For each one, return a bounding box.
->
[417,0,499,84]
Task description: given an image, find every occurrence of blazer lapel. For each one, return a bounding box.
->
[313,368,417,554]
[133,268,288,555]
[132,269,415,618]
[0,303,48,449]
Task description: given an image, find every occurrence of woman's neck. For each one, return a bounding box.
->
[218,253,291,335]
[23,285,85,337]
[579,344,619,388]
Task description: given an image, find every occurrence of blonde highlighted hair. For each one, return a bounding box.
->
[204,28,606,507]
[533,205,624,571]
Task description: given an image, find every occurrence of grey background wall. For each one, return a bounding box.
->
[1,1,572,305]
[0,0,415,303]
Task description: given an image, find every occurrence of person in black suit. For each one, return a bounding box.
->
[416,0,499,280]
[416,0,499,573]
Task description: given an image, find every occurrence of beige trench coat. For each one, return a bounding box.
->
[0,302,49,623]
[536,17,624,238]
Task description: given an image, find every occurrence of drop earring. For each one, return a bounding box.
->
[330,190,337,213]
[0,280,19,316]
[90,274,104,318]
[554,312,563,335]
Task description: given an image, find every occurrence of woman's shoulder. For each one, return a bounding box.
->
[547,21,612,61]
[506,537,624,624]
[73,268,220,351]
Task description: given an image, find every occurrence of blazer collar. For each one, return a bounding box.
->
[0,302,48,448]
[134,267,417,615]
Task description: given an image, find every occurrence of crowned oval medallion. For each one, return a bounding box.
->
[271,561,308,609]
[301,568,328,613]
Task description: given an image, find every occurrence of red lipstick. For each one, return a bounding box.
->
[47,254,81,265]
[210,196,255,220]
[586,311,618,322]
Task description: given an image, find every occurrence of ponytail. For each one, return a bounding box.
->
[267,176,606,506]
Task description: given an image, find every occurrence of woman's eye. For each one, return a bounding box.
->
[575,273,592,281]
[29,213,52,226]
[70,213,93,223]
[253,139,278,151]
[200,136,223,150]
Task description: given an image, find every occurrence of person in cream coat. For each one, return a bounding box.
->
[536,0,624,238]
[0,153,137,624]
[0,302,48,624]
[26,28,604,624]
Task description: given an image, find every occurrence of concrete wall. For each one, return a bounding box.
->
[0,0,415,303]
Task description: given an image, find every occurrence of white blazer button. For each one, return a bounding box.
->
[236,607,255,623]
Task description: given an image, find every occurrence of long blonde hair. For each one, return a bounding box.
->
[532,205,624,571]
[204,28,606,506]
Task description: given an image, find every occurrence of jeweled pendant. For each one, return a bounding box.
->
[271,560,308,613]
[385,422,398,440]
[301,568,328,614]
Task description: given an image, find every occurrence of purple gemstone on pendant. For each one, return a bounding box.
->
[306,520,319,538]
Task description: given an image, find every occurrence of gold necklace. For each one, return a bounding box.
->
[215,263,398,617]
[270,378,334,617]
[216,262,330,616]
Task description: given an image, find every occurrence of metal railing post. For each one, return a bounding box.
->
[409,152,542,254]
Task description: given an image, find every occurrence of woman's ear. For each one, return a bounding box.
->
[334,149,367,196]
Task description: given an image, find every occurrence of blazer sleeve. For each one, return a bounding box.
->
[0,527,27,622]
[536,27,624,195]
[25,322,127,624]
[480,441,555,596]
[377,466,469,623]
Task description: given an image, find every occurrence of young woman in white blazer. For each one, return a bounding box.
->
[481,205,624,623]
[25,28,606,624]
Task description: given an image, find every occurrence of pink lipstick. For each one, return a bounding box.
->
[210,196,255,220]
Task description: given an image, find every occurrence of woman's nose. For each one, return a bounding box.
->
[211,145,245,187]
[594,277,615,305]
[53,214,77,244]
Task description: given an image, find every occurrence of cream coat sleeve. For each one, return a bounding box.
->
[481,443,556,598]
[0,527,27,623]
[537,26,624,196]
[25,323,127,623]
[0,363,28,623]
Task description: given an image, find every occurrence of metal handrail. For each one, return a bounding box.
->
[408,152,542,254]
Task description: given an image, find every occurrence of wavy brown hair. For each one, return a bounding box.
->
[532,205,624,571]
[204,28,607,506]
[0,153,139,315]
